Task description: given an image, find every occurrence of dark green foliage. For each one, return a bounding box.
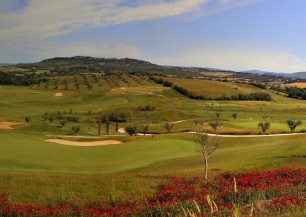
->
[209,121,222,131]
[287,120,302,132]
[59,120,66,128]
[72,125,80,135]
[0,72,47,86]
[258,121,270,134]
[232,113,238,120]
[125,125,138,136]
[285,87,306,100]
[25,116,31,125]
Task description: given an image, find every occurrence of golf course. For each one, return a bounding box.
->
[0,73,305,213]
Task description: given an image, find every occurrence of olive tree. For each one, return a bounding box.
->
[232,113,238,120]
[164,122,174,133]
[209,121,222,132]
[72,125,80,136]
[125,125,138,136]
[59,120,66,128]
[25,116,31,125]
[258,121,270,134]
[194,119,204,126]
[140,125,149,135]
[287,120,302,133]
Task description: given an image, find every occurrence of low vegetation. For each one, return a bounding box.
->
[0,168,304,216]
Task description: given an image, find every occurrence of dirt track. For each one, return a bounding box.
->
[45,139,122,146]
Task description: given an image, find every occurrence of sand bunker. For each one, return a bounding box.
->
[54,92,64,97]
[118,128,126,133]
[0,122,23,129]
[46,139,122,147]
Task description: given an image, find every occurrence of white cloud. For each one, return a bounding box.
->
[0,0,269,63]
[0,0,267,39]
[152,47,306,73]
[0,0,208,39]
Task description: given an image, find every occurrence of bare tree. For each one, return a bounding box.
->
[287,120,302,133]
[196,130,221,180]
[164,122,174,133]
[209,121,222,132]
[258,121,270,134]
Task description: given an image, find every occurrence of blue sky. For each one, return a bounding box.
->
[0,0,306,72]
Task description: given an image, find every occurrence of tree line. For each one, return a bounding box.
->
[0,71,47,86]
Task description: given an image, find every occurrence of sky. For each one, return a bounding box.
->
[0,0,306,72]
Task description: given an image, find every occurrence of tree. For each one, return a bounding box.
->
[25,116,31,125]
[287,120,302,133]
[140,125,149,135]
[95,117,103,136]
[109,112,120,132]
[42,112,49,121]
[48,114,54,125]
[59,120,66,128]
[215,112,221,118]
[209,121,222,132]
[164,122,174,133]
[72,125,80,135]
[101,113,111,135]
[232,113,238,120]
[196,130,221,180]
[258,121,270,134]
[125,125,138,136]
[194,119,204,126]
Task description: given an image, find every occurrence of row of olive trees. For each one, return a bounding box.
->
[258,120,302,134]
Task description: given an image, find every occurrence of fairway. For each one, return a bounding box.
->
[0,132,196,173]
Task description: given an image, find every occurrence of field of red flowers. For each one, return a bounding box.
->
[0,168,305,216]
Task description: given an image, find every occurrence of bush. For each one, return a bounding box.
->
[125,125,138,136]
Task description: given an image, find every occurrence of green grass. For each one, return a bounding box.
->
[0,133,305,204]
[0,132,196,173]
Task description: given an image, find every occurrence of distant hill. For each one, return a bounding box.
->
[0,63,12,66]
[242,70,285,76]
[16,56,201,77]
[283,71,306,79]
